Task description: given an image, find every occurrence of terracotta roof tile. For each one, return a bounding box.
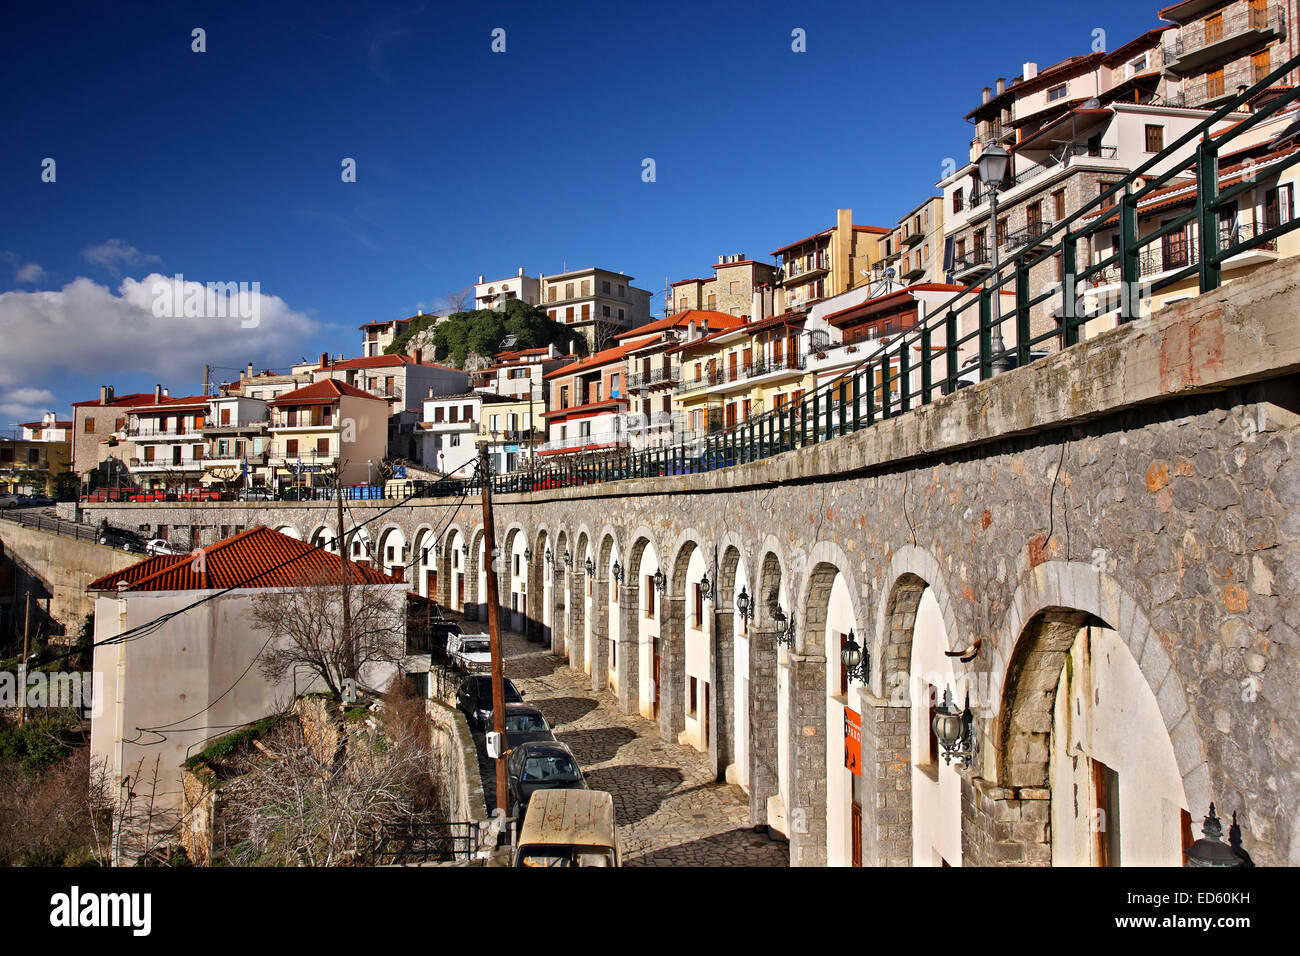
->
[87,526,401,593]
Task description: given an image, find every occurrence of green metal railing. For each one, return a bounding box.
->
[456,55,1300,496]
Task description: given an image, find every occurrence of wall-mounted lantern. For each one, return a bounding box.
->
[584,555,595,576]
[611,559,624,584]
[773,604,794,647]
[932,686,975,766]
[699,571,712,601]
[1184,804,1255,867]
[653,568,667,593]
[841,629,868,684]
[735,585,754,621]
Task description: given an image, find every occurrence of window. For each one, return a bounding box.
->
[1253,49,1271,84]
[952,188,964,213]
[1053,189,1066,221]
[996,217,1008,247]
[581,280,591,296]
[1091,757,1121,867]
[143,445,156,462]
[286,439,298,457]
[1144,124,1164,153]
[601,280,611,294]
[728,280,740,295]
[645,575,656,617]
[618,284,625,297]
[463,404,473,420]
[566,307,574,323]
[581,304,590,321]
[114,417,125,432]
[1208,67,1225,99]
[693,582,703,628]
[84,417,95,433]
[433,406,444,423]
[1204,11,1223,43]
[602,305,611,318]
[618,308,625,321]
[565,282,574,299]
[26,447,39,464]
[1047,84,1068,102]
[687,677,697,716]
[316,437,329,456]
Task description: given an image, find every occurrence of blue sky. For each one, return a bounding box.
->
[0,0,1160,422]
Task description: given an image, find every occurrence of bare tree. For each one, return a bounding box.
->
[219,681,435,866]
[440,286,475,315]
[248,572,406,698]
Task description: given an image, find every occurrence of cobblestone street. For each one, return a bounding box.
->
[473,629,789,867]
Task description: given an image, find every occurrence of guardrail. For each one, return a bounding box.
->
[0,508,100,543]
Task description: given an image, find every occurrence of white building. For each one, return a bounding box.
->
[474,268,541,310]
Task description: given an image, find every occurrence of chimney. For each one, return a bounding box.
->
[996,77,1006,96]
[752,289,763,323]
[427,387,434,399]
[99,385,110,405]
[548,343,556,358]
[320,351,329,368]
[1023,61,1038,81]
[414,348,423,365]
[478,274,485,283]
[246,362,254,379]
[517,267,525,276]
[982,86,991,104]
[154,384,163,403]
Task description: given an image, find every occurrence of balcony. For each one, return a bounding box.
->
[951,250,992,279]
[627,366,680,390]
[1003,220,1056,254]
[783,256,830,282]
[367,385,403,403]
[205,450,268,469]
[1163,3,1286,77]
[538,431,629,453]
[421,418,477,432]
[127,426,206,441]
[128,458,207,472]
[1088,219,1280,287]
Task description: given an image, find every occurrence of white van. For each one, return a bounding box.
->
[446,632,493,672]
[514,789,620,867]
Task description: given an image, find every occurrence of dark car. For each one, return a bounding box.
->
[456,674,523,730]
[97,525,145,553]
[501,704,556,751]
[236,486,275,501]
[505,740,587,818]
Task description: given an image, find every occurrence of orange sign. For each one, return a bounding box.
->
[844,708,862,777]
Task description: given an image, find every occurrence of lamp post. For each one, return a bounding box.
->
[931,686,975,765]
[841,629,868,684]
[699,571,711,602]
[735,584,753,622]
[977,141,1013,374]
[653,568,666,594]
[611,559,623,584]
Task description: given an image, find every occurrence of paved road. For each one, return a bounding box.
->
[473,627,788,867]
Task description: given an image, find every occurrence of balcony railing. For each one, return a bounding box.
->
[1089,219,1281,285]
[1164,3,1284,73]
[1003,220,1057,252]
[538,431,629,452]
[627,366,680,389]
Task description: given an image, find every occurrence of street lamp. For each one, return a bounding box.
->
[584,555,595,576]
[699,571,711,601]
[931,686,975,766]
[524,546,532,563]
[653,568,666,593]
[976,141,1013,374]
[545,547,553,567]
[772,604,794,647]
[841,629,868,684]
[563,548,572,569]
[611,559,623,584]
[735,585,753,621]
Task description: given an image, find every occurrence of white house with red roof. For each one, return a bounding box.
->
[267,379,390,491]
[124,388,214,496]
[88,526,408,849]
[538,343,634,455]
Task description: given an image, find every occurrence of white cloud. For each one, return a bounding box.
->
[0,275,320,393]
[15,263,46,284]
[0,387,59,425]
[82,239,161,274]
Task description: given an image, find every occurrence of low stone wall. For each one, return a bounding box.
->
[427,699,486,824]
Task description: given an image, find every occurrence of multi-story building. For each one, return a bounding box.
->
[873,197,948,288]
[418,391,519,479]
[359,316,413,358]
[619,310,742,449]
[1,414,72,495]
[539,344,633,456]
[941,100,1248,339]
[469,344,575,402]
[474,268,541,310]
[203,393,271,488]
[1161,0,1298,109]
[771,210,890,315]
[226,363,314,403]
[124,391,212,495]
[1079,105,1300,331]
[478,395,544,474]
[70,387,161,483]
[540,268,652,353]
[266,379,389,492]
[668,254,779,318]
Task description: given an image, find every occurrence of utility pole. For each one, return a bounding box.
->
[202,364,210,397]
[18,593,30,725]
[334,454,354,692]
[477,443,509,814]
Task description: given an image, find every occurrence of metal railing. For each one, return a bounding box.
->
[1165,2,1284,61]
[627,366,680,389]
[428,55,1300,499]
[0,508,100,543]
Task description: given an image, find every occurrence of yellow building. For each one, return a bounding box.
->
[772,209,890,314]
[266,379,390,493]
[1,424,72,496]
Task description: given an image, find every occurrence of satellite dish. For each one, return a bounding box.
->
[885,267,897,279]
[1083,97,1100,109]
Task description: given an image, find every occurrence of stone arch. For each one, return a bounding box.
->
[468,525,488,623]
[572,528,593,672]
[742,542,790,829]
[274,525,301,541]
[501,523,528,634]
[375,524,407,579]
[592,528,621,694]
[983,560,1207,867]
[624,527,660,720]
[791,544,865,868]
[410,523,437,599]
[663,529,708,749]
[552,527,571,660]
[445,525,470,614]
[530,526,552,645]
[308,524,337,554]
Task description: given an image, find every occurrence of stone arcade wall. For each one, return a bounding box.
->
[74,257,1300,865]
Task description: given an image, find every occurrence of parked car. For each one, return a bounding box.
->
[24,494,53,506]
[278,487,313,501]
[447,632,495,673]
[0,494,21,509]
[514,789,620,867]
[98,526,146,552]
[84,488,131,502]
[505,740,587,819]
[501,704,556,750]
[236,486,275,501]
[145,538,187,556]
[455,674,523,729]
[179,489,222,502]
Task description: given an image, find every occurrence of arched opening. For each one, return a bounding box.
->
[448,529,467,613]
[631,539,661,722]
[275,525,301,541]
[507,529,528,635]
[411,526,435,598]
[1001,610,1191,867]
[908,588,961,867]
[553,530,570,659]
[680,546,711,755]
[377,527,407,580]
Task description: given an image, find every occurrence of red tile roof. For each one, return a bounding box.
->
[71,392,160,409]
[20,420,71,428]
[320,354,461,372]
[134,395,212,413]
[87,525,401,593]
[615,310,743,343]
[269,379,387,407]
[543,344,633,380]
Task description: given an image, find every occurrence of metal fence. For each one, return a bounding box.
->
[0,507,100,543]
[364,819,508,865]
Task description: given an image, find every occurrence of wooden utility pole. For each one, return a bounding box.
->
[334,460,355,691]
[478,444,509,814]
[18,593,32,725]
